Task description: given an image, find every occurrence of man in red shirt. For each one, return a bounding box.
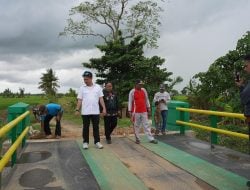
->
[128,79,158,144]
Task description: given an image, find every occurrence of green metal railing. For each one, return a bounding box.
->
[0,103,30,172]
[176,107,249,151]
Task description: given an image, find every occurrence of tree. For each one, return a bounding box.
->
[84,35,177,103]
[61,0,164,48]
[38,69,60,98]
[65,88,77,97]
[188,31,250,110]
[18,88,25,98]
[2,88,14,98]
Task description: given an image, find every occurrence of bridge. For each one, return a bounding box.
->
[0,102,249,190]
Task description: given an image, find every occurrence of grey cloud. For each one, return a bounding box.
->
[0,0,250,93]
[162,0,246,33]
[0,0,102,54]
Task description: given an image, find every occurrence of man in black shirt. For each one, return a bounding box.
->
[103,82,119,144]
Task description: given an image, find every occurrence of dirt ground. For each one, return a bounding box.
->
[29,120,138,140]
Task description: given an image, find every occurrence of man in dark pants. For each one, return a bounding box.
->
[236,55,250,188]
[103,82,119,144]
[37,103,63,139]
[75,71,106,149]
[236,54,250,155]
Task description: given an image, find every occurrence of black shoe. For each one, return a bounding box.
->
[135,139,140,144]
[150,139,158,144]
[106,139,112,144]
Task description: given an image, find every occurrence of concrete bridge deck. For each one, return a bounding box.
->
[2,134,250,190]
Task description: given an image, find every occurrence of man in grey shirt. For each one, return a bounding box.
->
[153,84,171,135]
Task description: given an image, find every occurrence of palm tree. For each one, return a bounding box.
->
[38,68,60,97]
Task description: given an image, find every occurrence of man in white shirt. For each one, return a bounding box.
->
[153,84,171,135]
[75,71,106,149]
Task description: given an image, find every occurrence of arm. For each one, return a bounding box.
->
[166,92,171,104]
[240,83,250,105]
[99,97,106,115]
[153,93,158,103]
[161,92,171,105]
[40,121,44,132]
[115,94,119,113]
[75,99,82,115]
[143,88,150,110]
[128,90,134,112]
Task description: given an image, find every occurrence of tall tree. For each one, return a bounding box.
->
[65,88,77,97]
[84,35,177,103]
[38,69,60,97]
[188,31,250,110]
[61,0,164,48]
[18,87,25,98]
[2,88,13,98]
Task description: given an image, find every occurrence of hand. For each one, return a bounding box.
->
[128,112,133,122]
[161,99,166,103]
[117,111,122,118]
[147,107,151,114]
[102,109,107,116]
[75,110,80,116]
[235,79,244,87]
[130,116,134,123]
[246,116,250,123]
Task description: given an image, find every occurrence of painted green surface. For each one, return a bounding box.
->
[152,100,190,131]
[137,136,248,190]
[77,141,148,190]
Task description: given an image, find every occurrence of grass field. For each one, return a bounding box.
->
[0,95,131,128]
[0,96,48,111]
[0,95,248,153]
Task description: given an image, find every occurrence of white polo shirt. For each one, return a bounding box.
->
[77,84,103,115]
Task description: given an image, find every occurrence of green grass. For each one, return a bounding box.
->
[172,95,188,102]
[117,117,131,128]
[0,95,131,128]
[0,96,48,111]
[192,119,249,154]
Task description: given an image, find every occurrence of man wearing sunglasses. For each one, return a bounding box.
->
[75,71,106,149]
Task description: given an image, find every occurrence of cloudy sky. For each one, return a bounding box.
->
[0,0,249,94]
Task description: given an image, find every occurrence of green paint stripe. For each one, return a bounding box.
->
[134,136,248,190]
[77,141,148,190]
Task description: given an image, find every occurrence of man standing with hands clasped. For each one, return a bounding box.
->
[153,84,171,135]
[75,71,106,149]
[128,79,158,144]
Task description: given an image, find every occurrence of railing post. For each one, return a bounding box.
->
[210,108,218,145]
[180,111,185,135]
[8,102,29,166]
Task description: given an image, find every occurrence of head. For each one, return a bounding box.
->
[159,84,165,93]
[243,54,250,74]
[82,71,93,86]
[38,105,47,115]
[135,79,144,90]
[105,82,113,92]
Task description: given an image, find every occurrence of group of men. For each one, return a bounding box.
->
[33,70,171,149]
[33,54,250,151]
[75,72,170,149]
